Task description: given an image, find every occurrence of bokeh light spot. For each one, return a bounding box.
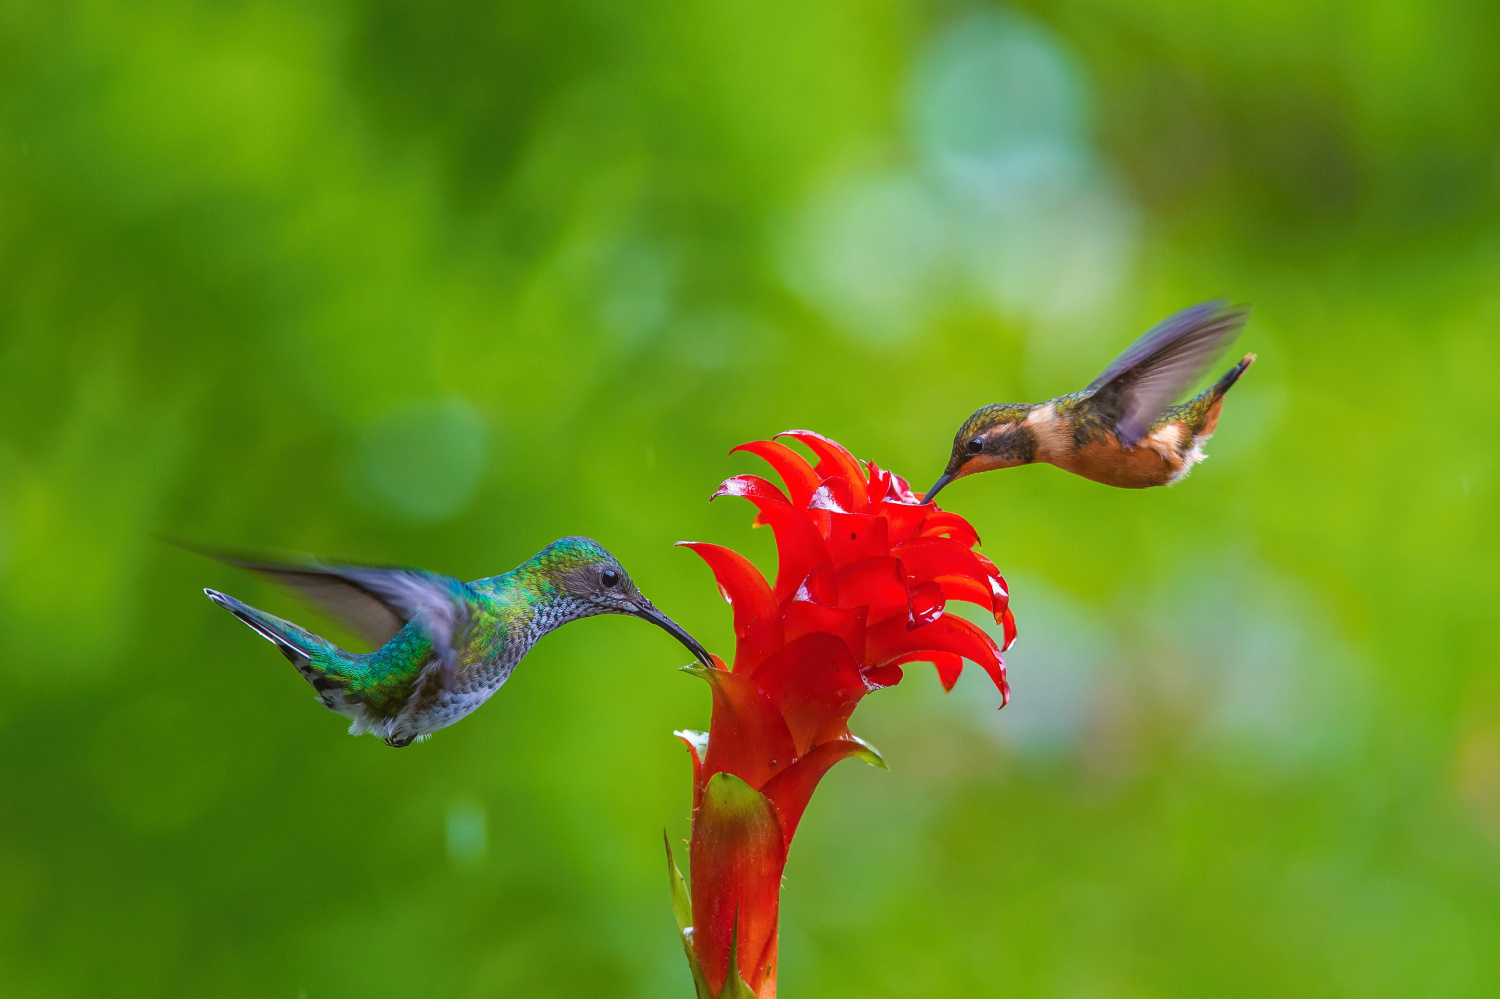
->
[446,800,488,867]
[596,237,677,347]
[910,9,1089,204]
[785,169,950,345]
[354,397,488,523]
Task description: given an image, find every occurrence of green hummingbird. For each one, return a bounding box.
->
[924,301,1254,500]
[202,537,711,747]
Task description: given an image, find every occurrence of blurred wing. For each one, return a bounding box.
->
[208,551,472,674]
[1088,301,1249,445]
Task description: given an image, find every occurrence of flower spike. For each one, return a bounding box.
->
[673,432,1016,993]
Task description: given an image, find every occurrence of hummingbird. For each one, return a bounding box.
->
[201,537,712,747]
[924,301,1254,500]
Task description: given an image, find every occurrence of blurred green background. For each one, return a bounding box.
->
[2,1,1497,995]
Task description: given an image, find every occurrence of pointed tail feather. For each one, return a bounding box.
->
[1210,353,1256,400]
[205,588,353,708]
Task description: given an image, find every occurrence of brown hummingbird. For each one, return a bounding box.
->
[924,301,1254,501]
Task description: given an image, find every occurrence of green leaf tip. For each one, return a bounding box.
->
[718,906,759,999]
[847,733,889,770]
[704,770,763,806]
[721,969,758,998]
[664,831,693,934]
[665,832,712,998]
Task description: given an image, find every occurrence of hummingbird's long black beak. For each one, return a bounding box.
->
[922,471,954,505]
[632,601,714,668]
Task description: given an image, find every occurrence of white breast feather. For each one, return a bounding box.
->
[1167,432,1212,485]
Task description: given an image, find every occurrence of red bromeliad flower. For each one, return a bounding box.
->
[665,431,1017,998]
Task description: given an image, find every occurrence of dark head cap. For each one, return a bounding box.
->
[541,537,712,667]
[923,404,1036,503]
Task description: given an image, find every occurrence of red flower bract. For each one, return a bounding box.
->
[668,431,1016,998]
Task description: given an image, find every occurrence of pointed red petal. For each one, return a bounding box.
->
[893,537,995,586]
[807,508,833,546]
[794,561,837,607]
[829,556,911,626]
[861,663,904,689]
[678,542,783,674]
[692,662,798,792]
[777,430,869,509]
[985,570,1016,645]
[731,439,821,510]
[750,633,867,756]
[689,773,786,996]
[907,580,947,628]
[676,729,708,810]
[999,604,1018,651]
[932,653,964,691]
[761,736,884,845]
[712,484,831,604]
[886,651,965,691]
[826,512,889,566]
[931,575,998,614]
[713,474,790,507]
[761,507,833,606]
[918,511,982,548]
[874,498,931,544]
[867,612,1006,702]
[808,476,857,515]
[781,598,866,661]
[883,469,922,504]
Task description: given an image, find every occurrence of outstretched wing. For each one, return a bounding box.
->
[205,550,473,676]
[1087,301,1250,445]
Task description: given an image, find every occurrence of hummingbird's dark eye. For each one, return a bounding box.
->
[967,437,984,454]
[600,568,620,588]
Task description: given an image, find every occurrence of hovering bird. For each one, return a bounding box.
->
[201,537,711,747]
[924,301,1254,501]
